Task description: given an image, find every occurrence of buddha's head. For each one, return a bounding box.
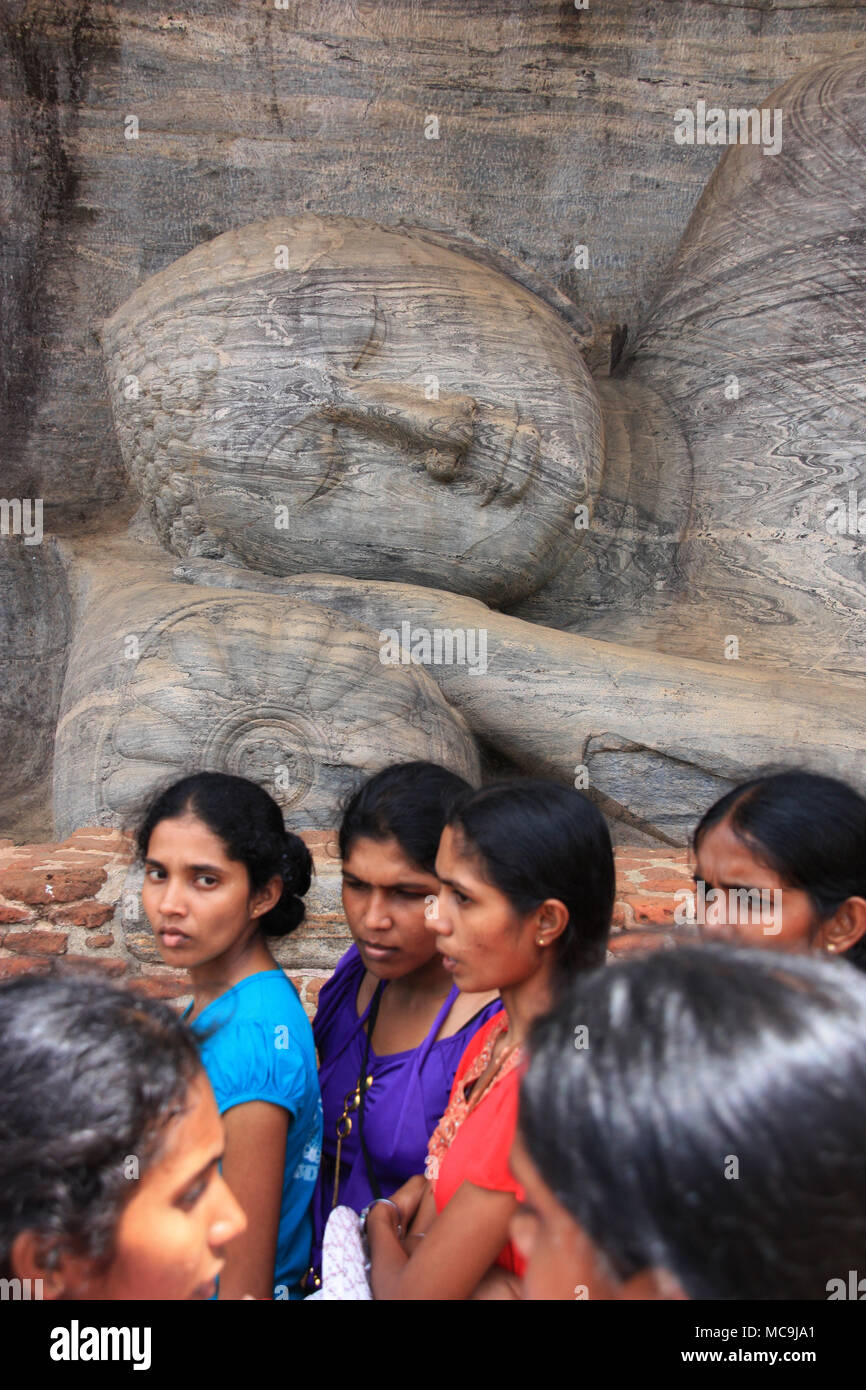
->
[103,215,603,606]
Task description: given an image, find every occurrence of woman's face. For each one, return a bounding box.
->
[430,824,540,993]
[509,1132,683,1302]
[509,1132,619,1300]
[341,835,442,980]
[693,818,818,950]
[55,1071,246,1300]
[142,814,279,969]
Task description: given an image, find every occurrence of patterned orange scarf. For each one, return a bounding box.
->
[426,1014,523,1175]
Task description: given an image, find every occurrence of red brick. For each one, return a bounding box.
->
[624,895,678,926]
[611,901,628,927]
[126,976,189,1001]
[615,847,684,862]
[50,901,115,929]
[0,851,55,872]
[632,874,692,894]
[56,955,127,977]
[0,954,54,978]
[85,933,115,949]
[304,977,327,1007]
[3,929,68,956]
[299,829,336,847]
[640,862,691,879]
[0,867,107,905]
[0,902,32,924]
[299,830,340,860]
[60,829,132,851]
[609,930,676,955]
[49,848,108,862]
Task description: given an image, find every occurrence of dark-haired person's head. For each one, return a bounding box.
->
[338,761,473,981]
[0,975,245,1299]
[136,771,313,968]
[692,770,866,969]
[431,779,615,997]
[514,945,866,1300]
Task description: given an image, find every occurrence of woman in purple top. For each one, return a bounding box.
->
[306,762,500,1289]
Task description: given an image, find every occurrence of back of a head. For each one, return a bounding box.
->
[693,769,866,971]
[0,974,203,1278]
[446,778,615,985]
[339,761,473,873]
[521,944,866,1299]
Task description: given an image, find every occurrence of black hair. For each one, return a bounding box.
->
[338,761,473,874]
[520,944,866,1300]
[136,771,312,938]
[693,770,866,970]
[445,778,615,989]
[0,975,204,1279]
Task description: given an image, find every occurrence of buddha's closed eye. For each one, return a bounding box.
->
[322,379,476,483]
[276,381,540,507]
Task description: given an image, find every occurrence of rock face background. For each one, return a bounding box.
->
[2,0,864,838]
[5,0,863,526]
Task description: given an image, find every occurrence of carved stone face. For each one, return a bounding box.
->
[103,216,603,606]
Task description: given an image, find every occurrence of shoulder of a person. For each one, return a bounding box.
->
[238,969,311,1020]
[202,1013,314,1107]
[316,943,363,1005]
[444,989,500,1034]
[207,977,313,1052]
[462,1057,521,1139]
[454,1008,507,1075]
[334,942,364,977]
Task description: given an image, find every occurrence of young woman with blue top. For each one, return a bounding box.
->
[138,771,322,1301]
[307,761,500,1289]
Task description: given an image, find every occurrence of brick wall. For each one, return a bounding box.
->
[0,830,695,1015]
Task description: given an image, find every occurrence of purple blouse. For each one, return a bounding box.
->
[309,944,501,1277]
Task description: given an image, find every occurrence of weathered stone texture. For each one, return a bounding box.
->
[2,4,864,842]
[3,0,861,516]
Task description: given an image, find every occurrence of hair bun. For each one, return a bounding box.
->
[281,832,313,899]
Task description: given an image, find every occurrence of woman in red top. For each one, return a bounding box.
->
[365,779,615,1299]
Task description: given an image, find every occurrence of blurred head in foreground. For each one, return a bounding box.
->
[0,975,246,1299]
[513,944,866,1300]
